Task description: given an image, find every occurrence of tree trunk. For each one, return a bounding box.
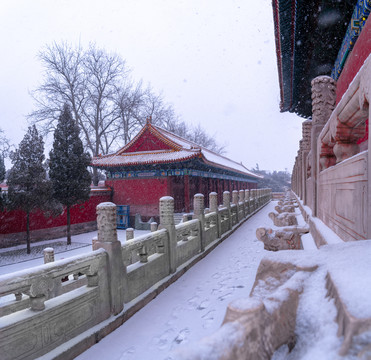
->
[93,167,99,186]
[67,205,71,245]
[26,211,31,254]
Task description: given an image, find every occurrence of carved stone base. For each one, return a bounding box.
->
[269,211,298,227]
[333,142,360,164]
[256,228,302,251]
[274,205,296,214]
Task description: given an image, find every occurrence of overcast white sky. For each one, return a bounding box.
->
[0,0,302,172]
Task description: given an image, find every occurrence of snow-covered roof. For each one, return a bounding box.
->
[92,149,201,167]
[92,121,261,179]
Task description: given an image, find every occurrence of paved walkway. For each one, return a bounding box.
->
[75,201,276,360]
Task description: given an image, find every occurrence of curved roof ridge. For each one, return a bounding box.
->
[153,125,259,178]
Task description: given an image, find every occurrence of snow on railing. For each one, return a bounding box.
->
[0,249,110,360]
[0,188,272,359]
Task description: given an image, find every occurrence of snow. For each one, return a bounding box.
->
[311,217,343,244]
[94,124,261,179]
[301,233,317,250]
[75,202,274,360]
[96,202,115,208]
[93,149,198,167]
[228,297,262,312]
[0,229,149,276]
[160,196,174,201]
[2,200,370,359]
[76,201,370,359]
[156,125,261,178]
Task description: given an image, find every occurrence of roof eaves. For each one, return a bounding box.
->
[91,151,200,168]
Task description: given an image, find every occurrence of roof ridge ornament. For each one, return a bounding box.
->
[146,116,152,125]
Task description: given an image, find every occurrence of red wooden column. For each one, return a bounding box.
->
[167,176,172,196]
[184,175,190,213]
[217,178,222,203]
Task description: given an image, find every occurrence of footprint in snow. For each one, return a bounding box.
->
[229,285,244,289]
[202,310,216,329]
[212,272,222,279]
[119,346,135,359]
[187,295,200,309]
[151,328,175,350]
[197,299,210,310]
[170,305,183,319]
[173,328,190,345]
[211,284,224,294]
[218,292,232,301]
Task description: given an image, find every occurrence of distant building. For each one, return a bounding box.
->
[92,119,261,220]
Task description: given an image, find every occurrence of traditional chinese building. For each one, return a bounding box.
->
[92,120,261,220]
[273,0,371,242]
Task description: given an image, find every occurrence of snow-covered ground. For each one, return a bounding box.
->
[3,201,369,359]
[75,202,275,360]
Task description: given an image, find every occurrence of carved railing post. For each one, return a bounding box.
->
[126,228,134,240]
[193,194,205,252]
[43,248,54,264]
[96,202,125,315]
[29,279,51,311]
[92,236,98,251]
[209,192,220,238]
[159,196,177,273]
[244,189,250,215]
[223,191,232,230]
[150,222,158,232]
[232,190,239,221]
[43,247,62,298]
[239,190,245,217]
[302,120,312,204]
[259,189,263,207]
[250,189,256,211]
[311,76,336,216]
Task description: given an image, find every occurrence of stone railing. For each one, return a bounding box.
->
[0,188,271,359]
[0,250,110,360]
[291,54,371,243]
[123,229,169,302]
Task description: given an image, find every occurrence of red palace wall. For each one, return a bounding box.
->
[106,178,169,218]
[336,17,371,104]
[335,16,371,149]
[0,191,111,246]
[124,131,173,153]
[106,176,258,217]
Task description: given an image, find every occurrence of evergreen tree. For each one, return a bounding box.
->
[49,105,91,245]
[7,125,50,254]
[0,155,5,182]
[0,155,5,210]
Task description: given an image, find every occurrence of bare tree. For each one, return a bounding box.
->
[82,44,126,156]
[29,42,129,183]
[29,42,86,135]
[136,87,179,128]
[29,41,226,178]
[188,124,226,153]
[0,127,12,159]
[114,80,145,144]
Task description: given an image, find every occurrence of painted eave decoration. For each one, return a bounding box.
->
[272,0,359,118]
[92,120,261,179]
